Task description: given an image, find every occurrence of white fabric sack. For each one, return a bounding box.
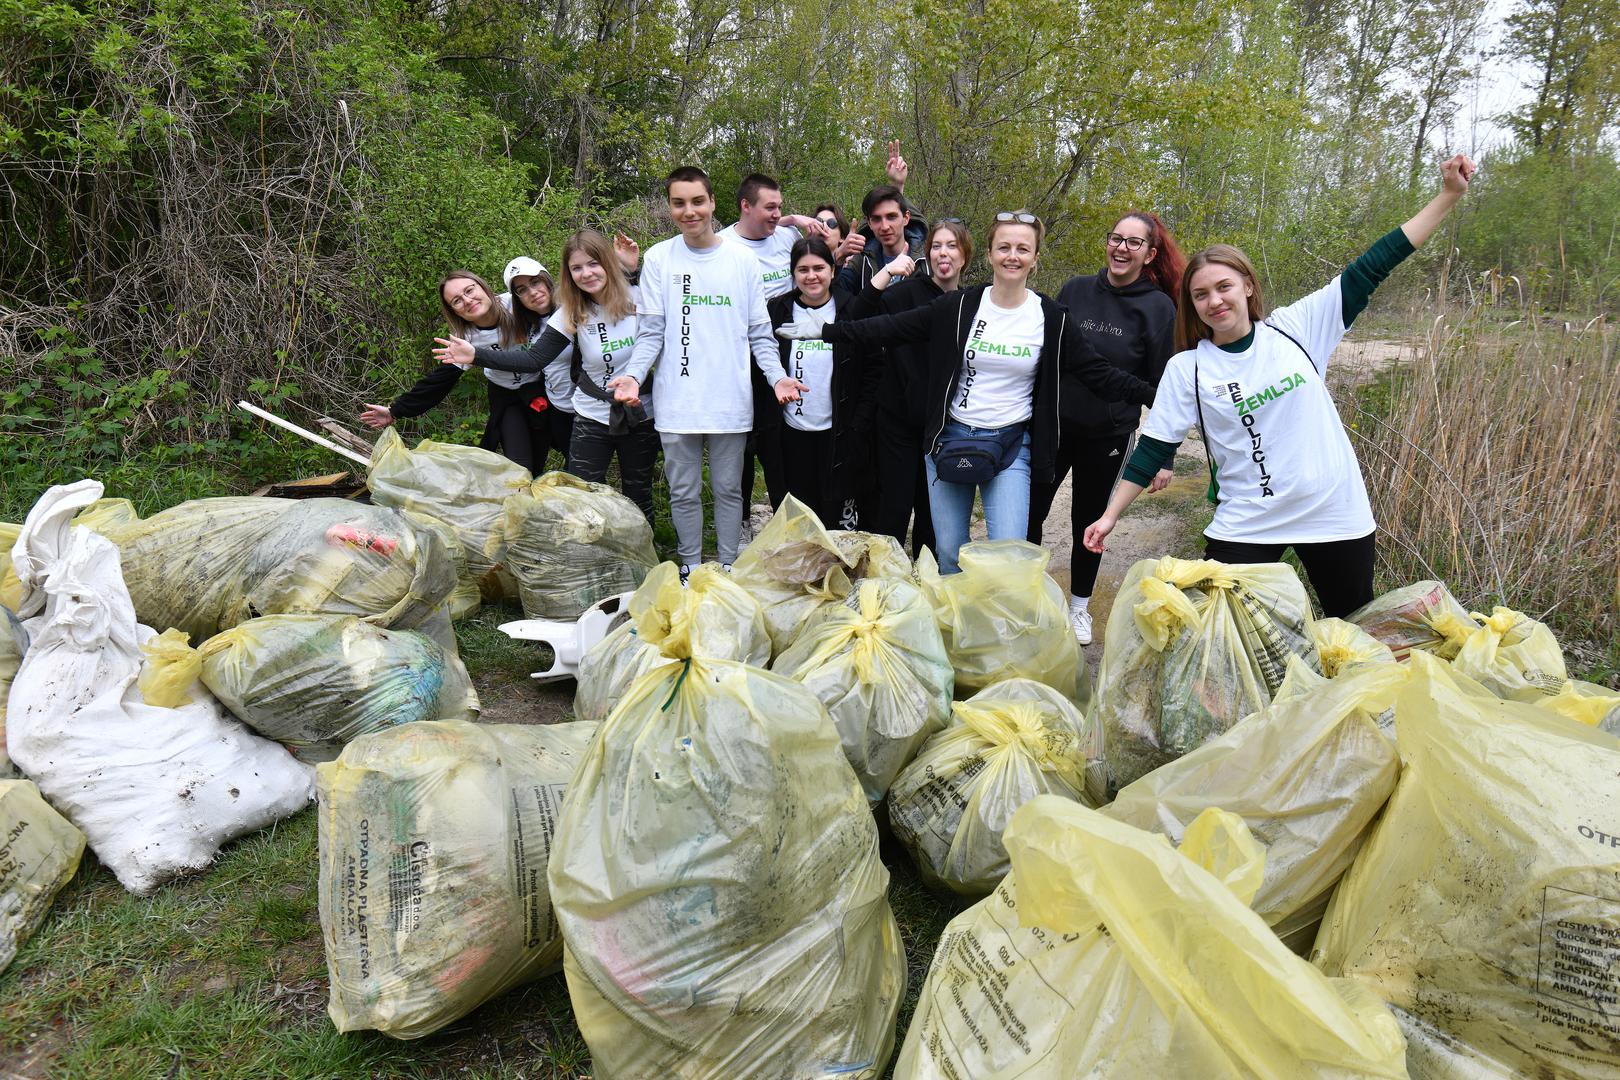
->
[7,481,315,895]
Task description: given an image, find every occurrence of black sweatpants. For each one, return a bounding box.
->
[870,415,934,559]
[540,407,575,474]
[566,415,661,524]
[1202,531,1377,618]
[740,426,788,512]
[491,400,553,475]
[1028,431,1131,597]
[779,425,838,527]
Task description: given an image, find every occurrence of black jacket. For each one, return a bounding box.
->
[864,275,944,430]
[767,285,878,489]
[1054,270,1177,436]
[835,225,932,294]
[388,363,547,453]
[820,286,1156,485]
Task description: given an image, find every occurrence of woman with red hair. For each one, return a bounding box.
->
[1027,211,1185,644]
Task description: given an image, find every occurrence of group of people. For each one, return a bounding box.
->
[364,145,1477,642]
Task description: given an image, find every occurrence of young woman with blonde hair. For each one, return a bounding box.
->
[1084,155,1476,616]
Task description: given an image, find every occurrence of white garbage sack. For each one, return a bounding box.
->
[7,481,315,895]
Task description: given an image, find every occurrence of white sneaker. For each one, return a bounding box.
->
[679,563,692,588]
[1070,608,1093,646]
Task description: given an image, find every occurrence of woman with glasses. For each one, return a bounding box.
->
[1084,155,1477,617]
[777,210,1155,573]
[436,231,658,521]
[1026,212,1184,644]
[360,267,565,474]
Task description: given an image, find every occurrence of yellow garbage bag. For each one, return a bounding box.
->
[732,494,858,657]
[79,496,457,641]
[317,719,596,1039]
[0,779,86,974]
[0,522,20,611]
[142,615,478,763]
[1106,657,1403,953]
[501,472,657,620]
[1540,679,1620,731]
[0,607,27,779]
[887,678,1101,895]
[1095,557,1317,794]
[574,562,770,725]
[1314,617,1396,677]
[402,511,483,619]
[549,643,904,1077]
[915,540,1085,705]
[772,577,954,803]
[894,797,1409,1079]
[1348,579,1478,661]
[1313,652,1620,1079]
[367,428,531,602]
[829,529,912,581]
[1451,605,1567,701]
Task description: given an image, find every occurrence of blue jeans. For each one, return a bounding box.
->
[924,421,1032,573]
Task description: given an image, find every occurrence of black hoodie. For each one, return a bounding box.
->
[1053,269,1177,436]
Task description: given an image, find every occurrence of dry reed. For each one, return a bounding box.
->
[1337,304,1619,649]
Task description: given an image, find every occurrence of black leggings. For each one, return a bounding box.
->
[1028,431,1131,597]
[1202,531,1377,618]
[566,414,660,523]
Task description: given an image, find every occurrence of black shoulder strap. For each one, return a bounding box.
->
[1191,353,1219,505]
[1265,320,1322,377]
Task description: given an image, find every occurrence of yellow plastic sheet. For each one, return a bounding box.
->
[501,472,657,620]
[915,540,1085,705]
[573,562,771,725]
[79,496,457,641]
[773,577,954,803]
[1095,557,1317,793]
[1347,579,1478,661]
[1,779,86,974]
[367,428,531,602]
[1541,679,1620,731]
[1314,617,1396,677]
[318,720,596,1039]
[0,522,21,612]
[888,678,1101,895]
[1313,652,1620,1079]
[732,494,858,657]
[1450,605,1567,701]
[550,652,904,1078]
[894,797,1408,1079]
[143,615,478,762]
[829,529,913,581]
[0,607,28,779]
[1107,657,1403,953]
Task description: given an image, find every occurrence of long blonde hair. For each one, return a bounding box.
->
[559,230,636,327]
[1175,245,1267,352]
[439,269,518,345]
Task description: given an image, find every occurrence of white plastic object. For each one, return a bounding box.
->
[499,592,633,681]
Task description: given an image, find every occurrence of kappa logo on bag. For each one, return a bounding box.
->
[952,456,976,471]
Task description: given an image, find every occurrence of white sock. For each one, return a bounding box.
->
[1069,594,1090,614]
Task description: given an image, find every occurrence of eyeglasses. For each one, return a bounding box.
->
[995,212,1038,225]
[1106,233,1148,251]
[447,284,484,310]
[938,217,965,224]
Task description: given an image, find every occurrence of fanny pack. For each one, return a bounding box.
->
[930,422,1026,487]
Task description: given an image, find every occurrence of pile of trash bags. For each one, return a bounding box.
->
[318,719,596,1039]
[9,453,1620,1080]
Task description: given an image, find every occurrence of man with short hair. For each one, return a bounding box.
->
[834,182,932,293]
[613,166,808,580]
[719,173,824,298]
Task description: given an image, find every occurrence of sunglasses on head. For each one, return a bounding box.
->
[995,211,1038,225]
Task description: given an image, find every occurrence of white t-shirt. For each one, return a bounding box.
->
[570,296,653,425]
[719,223,800,298]
[783,298,836,432]
[633,236,772,435]
[473,298,522,388]
[538,311,577,413]
[1140,277,1374,543]
[949,290,1044,429]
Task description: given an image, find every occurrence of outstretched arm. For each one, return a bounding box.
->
[1059,320,1155,406]
[1340,153,1475,325]
[431,325,573,374]
[1402,153,1475,249]
[780,298,936,348]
